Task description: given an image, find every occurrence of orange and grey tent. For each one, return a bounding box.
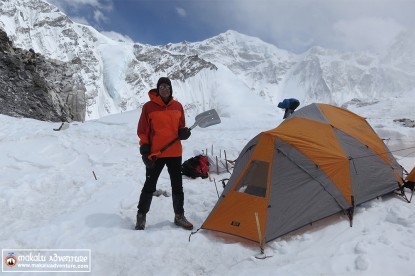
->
[407,167,415,183]
[202,103,404,243]
[403,167,415,194]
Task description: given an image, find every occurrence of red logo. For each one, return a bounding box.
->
[5,253,17,267]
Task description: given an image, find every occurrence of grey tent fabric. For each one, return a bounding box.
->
[201,103,404,244]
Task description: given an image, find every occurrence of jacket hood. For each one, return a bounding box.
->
[148,89,174,107]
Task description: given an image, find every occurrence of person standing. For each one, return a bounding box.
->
[135,77,193,230]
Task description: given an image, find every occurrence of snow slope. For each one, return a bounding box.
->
[1,96,415,275]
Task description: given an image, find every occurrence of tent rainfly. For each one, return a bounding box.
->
[202,103,404,243]
[406,167,415,183]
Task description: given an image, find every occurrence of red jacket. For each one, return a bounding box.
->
[137,89,185,158]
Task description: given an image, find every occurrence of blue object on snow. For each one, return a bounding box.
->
[278,98,300,119]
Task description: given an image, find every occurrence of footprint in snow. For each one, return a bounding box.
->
[355,255,369,271]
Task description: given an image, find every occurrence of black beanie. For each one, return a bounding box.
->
[156,77,173,96]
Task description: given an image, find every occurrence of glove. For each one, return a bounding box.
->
[140,144,150,155]
[178,127,191,140]
[140,144,155,169]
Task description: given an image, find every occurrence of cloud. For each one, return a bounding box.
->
[49,0,415,53]
[332,17,404,53]
[50,0,113,16]
[94,10,107,23]
[49,0,113,31]
[101,31,134,43]
[194,0,415,53]
[70,16,91,26]
[176,7,187,17]
[49,0,101,11]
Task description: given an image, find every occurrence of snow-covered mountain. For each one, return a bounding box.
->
[1,1,415,274]
[0,0,414,121]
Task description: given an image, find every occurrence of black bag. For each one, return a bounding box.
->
[181,155,209,179]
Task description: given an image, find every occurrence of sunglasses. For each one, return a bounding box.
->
[159,85,171,90]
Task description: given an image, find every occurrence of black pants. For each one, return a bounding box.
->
[137,156,184,215]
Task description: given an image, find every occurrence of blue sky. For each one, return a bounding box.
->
[48,0,415,54]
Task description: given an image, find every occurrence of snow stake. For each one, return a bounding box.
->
[254,212,267,259]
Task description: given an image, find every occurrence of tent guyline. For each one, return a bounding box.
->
[349,146,415,161]
[398,149,415,160]
[383,138,415,142]
[200,103,407,247]
[348,145,413,202]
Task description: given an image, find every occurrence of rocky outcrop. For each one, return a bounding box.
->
[394,118,415,128]
[0,29,85,122]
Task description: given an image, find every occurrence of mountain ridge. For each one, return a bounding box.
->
[0,0,414,121]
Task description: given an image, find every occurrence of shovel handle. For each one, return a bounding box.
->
[146,121,199,160]
[147,152,160,160]
[147,136,180,160]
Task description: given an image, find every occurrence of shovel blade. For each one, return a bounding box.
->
[148,109,221,159]
[194,109,221,129]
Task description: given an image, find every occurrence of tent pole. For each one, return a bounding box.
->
[254,212,266,259]
[395,182,411,203]
[409,187,414,203]
[347,196,355,227]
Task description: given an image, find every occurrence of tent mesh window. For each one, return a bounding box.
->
[234,160,269,197]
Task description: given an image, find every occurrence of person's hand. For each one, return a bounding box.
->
[140,144,155,168]
[140,144,150,155]
[178,127,191,140]
[142,154,155,169]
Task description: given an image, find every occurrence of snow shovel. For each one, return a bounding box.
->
[146,109,221,163]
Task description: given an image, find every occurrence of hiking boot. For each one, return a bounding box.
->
[135,213,146,230]
[174,213,193,230]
